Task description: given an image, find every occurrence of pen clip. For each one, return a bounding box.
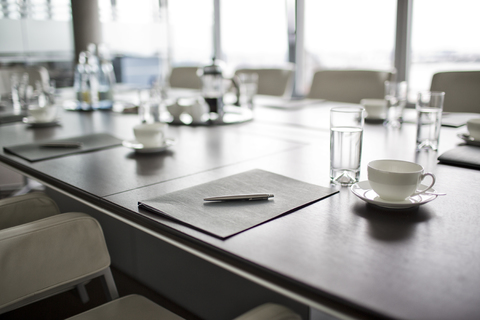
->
[204,194,274,202]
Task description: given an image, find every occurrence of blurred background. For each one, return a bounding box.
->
[0,0,479,102]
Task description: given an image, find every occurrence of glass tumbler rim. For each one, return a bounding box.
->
[417,91,445,98]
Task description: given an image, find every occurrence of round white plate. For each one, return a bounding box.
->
[457,133,480,147]
[122,138,175,153]
[351,180,438,209]
[23,117,60,127]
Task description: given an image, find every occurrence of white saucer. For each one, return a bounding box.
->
[23,117,60,127]
[122,138,175,153]
[457,133,480,146]
[351,180,438,209]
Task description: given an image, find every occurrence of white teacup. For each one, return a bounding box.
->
[29,105,58,123]
[133,122,168,147]
[360,99,387,119]
[467,118,480,140]
[367,159,436,201]
[166,102,184,120]
[186,99,209,123]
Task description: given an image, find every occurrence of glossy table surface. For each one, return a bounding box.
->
[1,101,479,320]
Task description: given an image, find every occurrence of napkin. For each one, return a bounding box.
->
[4,133,122,162]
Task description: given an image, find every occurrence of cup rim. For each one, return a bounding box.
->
[368,159,423,174]
[467,118,480,126]
[417,91,445,98]
[330,106,365,113]
[133,122,168,131]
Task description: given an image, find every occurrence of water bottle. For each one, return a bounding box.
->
[97,44,116,110]
[73,51,99,110]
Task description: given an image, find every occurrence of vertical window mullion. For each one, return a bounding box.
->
[394,0,412,83]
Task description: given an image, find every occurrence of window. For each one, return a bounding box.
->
[303,0,396,94]
[221,0,288,71]
[0,0,73,57]
[409,0,480,101]
[99,0,166,57]
[169,0,213,65]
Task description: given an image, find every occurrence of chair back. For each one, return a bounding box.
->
[0,212,116,314]
[430,71,480,113]
[307,69,393,103]
[235,66,294,97]
[168,66,202,90]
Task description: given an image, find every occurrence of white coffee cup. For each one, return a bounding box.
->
[186,99,209,123]
[467,118,480,140]
[133,122,168,147]
[166,102,184,120]
[367,159,436,201]
[360,99,387,119]
[29,105,58,123]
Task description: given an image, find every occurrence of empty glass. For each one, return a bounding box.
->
[384,81,407,128]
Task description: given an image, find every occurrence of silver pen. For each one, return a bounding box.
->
[204,194,274,202]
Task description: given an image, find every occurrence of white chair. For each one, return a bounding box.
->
[0,193,181,319]
[168,66,203,90]
[0,164,24,197]
[234,65,295,98]
[430,71,480,113]
[307,69,393,103]
[0,193,302,320]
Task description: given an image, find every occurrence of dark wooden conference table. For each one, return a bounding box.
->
[1,99,479,320]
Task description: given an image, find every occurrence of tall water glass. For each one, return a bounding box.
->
[416,91,445,151]
[384,81,407,128]
[330,106,364,186]
[11,72,29,114]
[238,72,258,108]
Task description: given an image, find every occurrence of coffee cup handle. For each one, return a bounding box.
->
[412,173,436,196]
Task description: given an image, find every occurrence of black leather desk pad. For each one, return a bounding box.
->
[403,109,480,128]
[138,169,338,239]
[3,133,122,162]
[438,145,480,170]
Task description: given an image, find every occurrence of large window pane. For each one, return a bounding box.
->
[221,0,288,71]
[409,0,480,101]
[304,0,396,94]
[169,0,213,65]
[99,0,166,57]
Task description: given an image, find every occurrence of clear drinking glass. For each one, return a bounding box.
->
[330,106,364,186]
[238,72,258,108]
[10,72,30,114]
[384,81,407,128]
[416,91,445,151]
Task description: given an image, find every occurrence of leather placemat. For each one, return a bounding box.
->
[438,145,480,170]
[4,133,122,162]
[138,169,338,239]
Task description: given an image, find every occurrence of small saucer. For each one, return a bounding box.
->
[23,117,60,127]
[457,133,480,146]
[351,180,438,209]
[122,138,175,153]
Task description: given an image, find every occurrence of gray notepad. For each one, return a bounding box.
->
[138,169,338,239]
[4,133,122,162]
